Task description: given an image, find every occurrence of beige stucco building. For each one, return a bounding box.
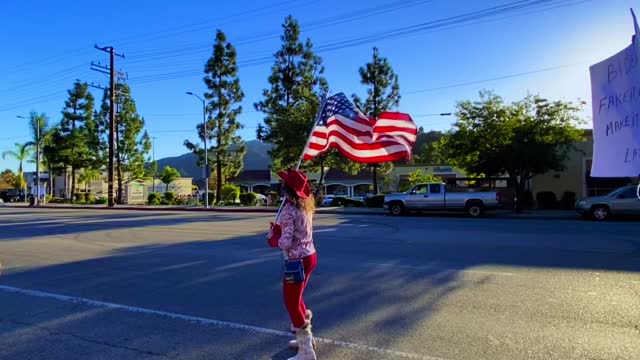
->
[529,130,635,200]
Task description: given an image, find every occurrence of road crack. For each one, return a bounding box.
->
[0,317,175,358]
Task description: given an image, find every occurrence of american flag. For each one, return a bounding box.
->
[302,93,417,163]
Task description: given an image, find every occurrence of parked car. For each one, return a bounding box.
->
[575,185,640,221]
[383,183,502,217]
[0,190,22,203]
[321,195,335,206]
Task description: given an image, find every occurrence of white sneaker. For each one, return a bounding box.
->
[287,325,317,360]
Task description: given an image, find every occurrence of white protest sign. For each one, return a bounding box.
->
[589,10,640,177]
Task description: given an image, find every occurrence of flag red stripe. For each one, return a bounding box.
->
[303,108,417,163]
[308,130,409,151]
[372,126,418,136]
[377,112,413,121]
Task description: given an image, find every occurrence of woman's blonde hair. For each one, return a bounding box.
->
[284,185,316,215]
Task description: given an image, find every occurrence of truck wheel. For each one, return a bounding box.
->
[590,205,610,221]
[389,202,405,216]
[466,202,484,218]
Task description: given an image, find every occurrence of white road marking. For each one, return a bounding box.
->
[0,284,450,360]
[314,228,337,233]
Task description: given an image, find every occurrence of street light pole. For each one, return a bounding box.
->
[151,136,157,194]
[186,92,209,209]
[18,115,39,206]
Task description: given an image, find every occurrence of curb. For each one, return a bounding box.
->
[28,205,379,216]
[20,205,581,220]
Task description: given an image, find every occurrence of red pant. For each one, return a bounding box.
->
[283,253,317,328]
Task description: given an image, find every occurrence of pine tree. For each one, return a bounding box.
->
[352,47,401,194]
[254,15,328,171]
[112,84,151,203]
[185,30,245,204]
[59,81,96,200]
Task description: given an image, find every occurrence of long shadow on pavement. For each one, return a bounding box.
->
[1,214,639,359]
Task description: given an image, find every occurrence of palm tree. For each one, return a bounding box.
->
[2,143,33,202]
[79,169,102,194]
[26,112,49,199]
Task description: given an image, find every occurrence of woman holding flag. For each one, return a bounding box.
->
[266,92,417,359]
[268,169,318,360]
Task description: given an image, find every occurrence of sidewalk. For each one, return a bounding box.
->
[4,202,580,220]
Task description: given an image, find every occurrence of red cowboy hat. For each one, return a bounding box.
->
[278,169,311,199]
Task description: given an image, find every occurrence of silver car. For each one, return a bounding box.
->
[575,185,640,220]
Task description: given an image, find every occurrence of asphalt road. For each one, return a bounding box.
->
[0,208,638,360]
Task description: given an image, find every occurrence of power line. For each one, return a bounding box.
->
[125,0,590,85]
[404,60,593,95]
[111,0,314,48]
[124,0,435,63]
[0,0,595,110]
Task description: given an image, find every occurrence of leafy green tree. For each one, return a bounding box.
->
[413,129,444,164]
[0,169,16,190]
[2,143,33,196]
[435,91,585,210]
[59,81,96,199]
[185,30,245,204]
[160,166,181,192]
[254,15,328,171]
[352,47,401,194]
[42,126,67,196]
[78,169,102,193]
[400,169,442,191]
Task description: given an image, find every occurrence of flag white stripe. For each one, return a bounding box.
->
[304,137,411,158]
[374,119,418,130]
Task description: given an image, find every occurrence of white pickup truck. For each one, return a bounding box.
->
[383,182,502,217]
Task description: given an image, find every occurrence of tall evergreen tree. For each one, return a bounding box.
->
[59,81,96,200]
[254,15,328,171]
[99,84,151,203]
[185,30,245,204]
[352,47,401,194]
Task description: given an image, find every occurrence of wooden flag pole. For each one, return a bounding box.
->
[273,93,330,223]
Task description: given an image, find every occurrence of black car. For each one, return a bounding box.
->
[0,189,23,203]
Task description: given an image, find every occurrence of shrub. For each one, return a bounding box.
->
[536,191,557,210]
[221,184,240,203]
[560,191,577,210]
[239,192,258,206]
[45,194,53,203]
[159,199,171,205]
[95,197,108,205]
[519,191,534,209]
[86,195,96,204]
[365,195,385,208]
[148,192,162,205]
[174,196,186,205]
[164,191,176,203]
[74,193,83,203]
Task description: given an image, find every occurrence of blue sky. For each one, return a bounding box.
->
[1,0,637,172]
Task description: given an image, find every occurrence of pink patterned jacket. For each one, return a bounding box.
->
[278,202,316,260]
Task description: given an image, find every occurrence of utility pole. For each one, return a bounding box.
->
[93,45,124,207]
